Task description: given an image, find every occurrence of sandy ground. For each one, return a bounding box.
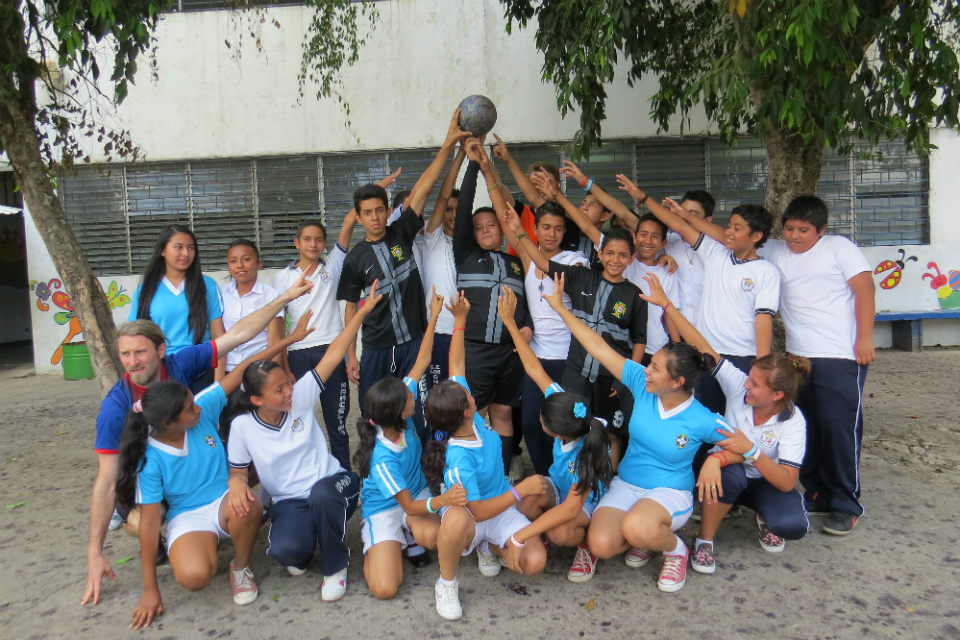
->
[1,348,959,640]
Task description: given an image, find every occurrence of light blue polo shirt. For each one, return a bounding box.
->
[443,376,511,502]
[129,275,223,354]
[619,360,732,492]
[360,377,427,518]
[543,383,607,506]
[135,383,229,521]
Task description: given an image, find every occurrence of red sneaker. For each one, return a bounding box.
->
[566,544,597,582]
[657,547,689,593]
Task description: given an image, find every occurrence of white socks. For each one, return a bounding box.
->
[664,535,686,557]
[695,537,713,549]
[438,576,456,586]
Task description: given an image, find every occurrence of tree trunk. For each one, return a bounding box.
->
[761,121,826,236]
[0,116,124,397]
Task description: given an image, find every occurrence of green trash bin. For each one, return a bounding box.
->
[62,342,95,380]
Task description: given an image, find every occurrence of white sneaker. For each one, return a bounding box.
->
[435,579,462,620]
[108,509,123,531]
[624,547,652,568]
[287,565,307,576]
[229,561,258,605]
[477,544,502,577]
[321,567,347,602]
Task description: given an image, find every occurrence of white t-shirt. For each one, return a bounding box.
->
[709,359,806,479]
[422,226,458,335]
[526,251,588,360]
[694,235,781,357]
[623,261,681,355]
[272,244,347,349]
[227,370,343,502]
[219,279,283,371]
[759,236,871,360]
[664,231,706,326]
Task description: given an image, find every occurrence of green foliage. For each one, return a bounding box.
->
[500,0,960,159]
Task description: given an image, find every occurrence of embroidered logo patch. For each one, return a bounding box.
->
[740,278,755,292]
[611,301,627,319]
[390,245,405,261]
[204,435,217,448]
[568,460,577,475]
[760,430,776,447]
[292,417,304,433]
[675,434,689,449]
[318,267,331,283]
[613,410,624,429]
[511,262,521,275]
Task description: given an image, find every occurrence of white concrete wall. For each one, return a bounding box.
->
[929,128,960,245]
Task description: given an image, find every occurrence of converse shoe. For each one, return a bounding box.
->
[477,544,502,577]
[757,515,786,553]
[657,548,689,593]
[287,565,308,576]
[108,509,123,531]
[690,541,716,574]
[229,561,258,605]
[624,547,652,568]
[567,544,598,582]
[435,578,463,620]
[823,510,859,536]
[321,567,347,602]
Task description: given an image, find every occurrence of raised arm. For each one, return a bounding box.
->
[561,161,639,232]
[428,146,467,233]
[407,286,444,382]
[316,281,384,384]
[529,171,601,247]
[502,203,550,274]
[453,159,481,264]
[615,174,706,247]
[660,195,727,245]
[497,286,554,392]
[407,109,472,216]
[639,272,720,363]
[492,133,545,209]
[543,273,627,381]
[445,291,470,379]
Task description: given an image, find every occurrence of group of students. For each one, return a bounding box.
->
[80,109,876,627]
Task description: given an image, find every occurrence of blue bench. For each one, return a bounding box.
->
[875,309,960,351]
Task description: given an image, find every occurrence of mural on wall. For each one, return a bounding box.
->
[29,279,131,364]
[922,262,960,309]
[873,249,918,289]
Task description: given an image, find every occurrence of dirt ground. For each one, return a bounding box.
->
[1,348,959,640]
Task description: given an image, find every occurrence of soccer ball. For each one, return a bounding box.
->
[458,95,498,137]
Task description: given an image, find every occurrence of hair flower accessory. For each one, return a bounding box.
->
[434,430,449,441]
[573,402,587,419]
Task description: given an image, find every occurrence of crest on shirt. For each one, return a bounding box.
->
[611,301,627,319]
[567,460,577,475]
[204,435,217,448]
[760,430,776,447]
[317,266,331,283]
[613,410,624,429]
[390,245,405,261]
[740,278,755,292]
[292,417,304,433]
[675,434,689,449]
[510,262,521,275]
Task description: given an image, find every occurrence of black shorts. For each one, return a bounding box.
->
[464,340,523,409]
[560,369,634,438]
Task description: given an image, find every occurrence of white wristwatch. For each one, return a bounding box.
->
[744,444,761,463]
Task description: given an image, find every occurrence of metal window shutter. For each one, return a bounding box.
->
[189,160,257,270]
[257,156,321,268]
[321,151,389,247]
[125,163,191,273]
[853,140,929,246]
[574,139,638,211]
[61,167,128,275]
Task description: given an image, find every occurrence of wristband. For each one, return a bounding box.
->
[488,181,499,193]
[663,301,673,311]
[453,326,466,333]
[510,487,521,502]
[510,534,525,548]
[635,194,649,207]
[744,444,760,462]
[579,176,589,187]
[426,497,436,513]
[516,232,528,242]
[709,452,727,468]
[584,178,594,192]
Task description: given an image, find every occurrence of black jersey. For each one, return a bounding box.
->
[337,207,427,350]
[454,162,530,344]
[548,260,647,382]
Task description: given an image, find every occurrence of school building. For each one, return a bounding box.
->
[5,0,960,375]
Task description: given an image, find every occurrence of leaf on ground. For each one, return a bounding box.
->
[56,431,67,436]
[6,502,24,509]
[271,594,280,602]
[115,556,134,564]
[908,415,918,419]
[906,607,915,613]
[585,595,596,611]
[9,457,16,461]
[274,585,286,590]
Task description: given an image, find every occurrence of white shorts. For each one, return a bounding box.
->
[441,504,531,556]
[360,488,432,554]
[546,476,597,520]
[165,490,230,551]
[595,477,694,531]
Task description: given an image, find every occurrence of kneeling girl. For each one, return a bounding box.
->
[354,288,468,600]
[425,291,549,621]
[497,286,612,582]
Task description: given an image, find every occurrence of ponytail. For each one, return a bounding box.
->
[661,342,717,394]
[116,381,190,509]
[423,380,471,488]
[751,353,812,413]
[218,360,282,441]
[353,417,379,478]
[540,392,613,498]
[424,431,452,488]
[355,378,410,477]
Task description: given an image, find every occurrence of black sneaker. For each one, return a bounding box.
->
[156,535,169,566]
[405,549,432,568]
[803,492,830,516]
[822,510,859,536]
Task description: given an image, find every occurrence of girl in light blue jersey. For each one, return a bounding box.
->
[354,287,467,600]
[497,287,613,583]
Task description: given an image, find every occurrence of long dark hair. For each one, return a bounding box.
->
[116,381,191,510]
[660,342,717,394]
[218,360,283,441]
[423,380,471,488]
[136,225,209,345]
[540,392,613,499]
[354,378,410,478]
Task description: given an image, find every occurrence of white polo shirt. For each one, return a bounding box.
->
[219,279,283,371]
[694,235,781,357]
[665,231,705,326]
[709,359,806,479]
[272,244,347,350]
[526,251,589,360]
[623,261,681,355]
[423,226,458,335]
[227,370,343,502]
[760,236,871,360]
